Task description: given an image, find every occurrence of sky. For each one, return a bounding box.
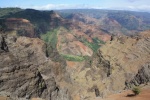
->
[0,0,150,12]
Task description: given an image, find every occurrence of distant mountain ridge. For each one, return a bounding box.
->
[1,8,150,35]
[1,8,150,68]
[1,8,150,59]
[57,9,150,35]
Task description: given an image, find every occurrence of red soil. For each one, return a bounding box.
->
[99,86,150,100]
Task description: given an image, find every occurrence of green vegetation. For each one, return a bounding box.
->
[132,87,141,95]
[61,54,85,61]
[40,28,61,60]
[0,8,22,17]
[40,28,59,49]
[80,37,105,52]
[0,8,53,35]
[84,41,99,52]
[93,38,105,44]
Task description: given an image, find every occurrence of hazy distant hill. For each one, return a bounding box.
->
[1,8,150,35]
[57,9,150,35]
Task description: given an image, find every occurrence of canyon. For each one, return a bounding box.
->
[0,8,150,100]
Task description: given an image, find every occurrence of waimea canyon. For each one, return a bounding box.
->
[0,8,150,100]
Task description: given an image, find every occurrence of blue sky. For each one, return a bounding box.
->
[0,0,150,12]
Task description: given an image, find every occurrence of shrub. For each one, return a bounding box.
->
[61,54,85,61]
[132,87,141,95]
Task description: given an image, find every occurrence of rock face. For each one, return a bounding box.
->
[98,31,150,94]
[0,29,72,100]
[0,32,49,99]
[125,63,150,88]
[63,30,150,100]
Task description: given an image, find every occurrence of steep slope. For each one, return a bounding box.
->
[98,31,150,95]
[40,27,94,62]
[0,8,52,35]
[0,28,72,100]
[57,27,93,56]
[66,14,111,42]
[0,31,49,99]
[0,8,111,58]
[5,18,35,37]
[65,13,128,35]
[51,31,150,100]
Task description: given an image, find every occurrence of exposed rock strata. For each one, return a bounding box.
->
[0,29,150,100]
[0,31,71,100]
[5,18,35,37]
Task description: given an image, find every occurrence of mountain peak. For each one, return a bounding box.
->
[50,10,63,19]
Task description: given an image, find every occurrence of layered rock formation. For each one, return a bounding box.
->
[0,31,48,99]
[98,31,150,95]
[5,18,35,37]
[0,28,150,100]
[0,29,72,100]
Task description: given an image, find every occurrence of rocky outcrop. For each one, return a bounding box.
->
[97,31,150,97]
[0,32,49,99]
[125,63,150,88]
[0,36,9,52]
[0,28,73,100]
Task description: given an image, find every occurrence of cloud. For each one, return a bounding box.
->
[128,0,137,2]
[24,4,92,10]
[106,5,150,12]
[134,5,150,11]
[20,3,150,12]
